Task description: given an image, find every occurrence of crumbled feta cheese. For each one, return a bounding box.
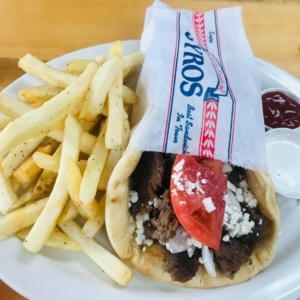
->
[243,190,257,208]
[222,174,260,242]
[144,239,153,246]
[222,234,230,242]
[222,163,233,173]
[134,213,152,246]
[171,159,204,196]
[171,188,178,197]
[227,181,237,193]
[174,158,185,172]
[153,197,162,208]
[223,194,255,239]
[238,180,248,189]
[185,180,197,195]
[202,197,216,213]
[171,170,184,191]
[128,190,138,209]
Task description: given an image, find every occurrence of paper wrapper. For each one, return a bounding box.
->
[129,0,267,171]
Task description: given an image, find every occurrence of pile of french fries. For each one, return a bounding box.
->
[0,41,144,286]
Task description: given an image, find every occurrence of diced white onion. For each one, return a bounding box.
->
[202,245,216,277]
[222,163,233,173]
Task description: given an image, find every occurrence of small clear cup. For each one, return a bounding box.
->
[265,128,300,209]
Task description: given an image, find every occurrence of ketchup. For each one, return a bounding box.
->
[262,91,300,129]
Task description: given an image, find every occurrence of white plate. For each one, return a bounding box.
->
[1,40,300,300]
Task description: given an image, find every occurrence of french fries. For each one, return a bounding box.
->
[79,120,109,206]
[0,41,143,286]
[23,114,82,253]
[67,158,100,219]
[17,226,82,251]
[59,220,133,286]
[82,193,106,238]
[18,84,64,103]
[79,57,124,120]
[0,198,48,240]
[18,53,77,88]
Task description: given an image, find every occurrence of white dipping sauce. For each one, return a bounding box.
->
[266,128,300,200]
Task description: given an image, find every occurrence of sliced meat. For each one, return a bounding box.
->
[213,239,252,278]
[130,151,175,216]
[239,206,272,248]
[151,189,180,244]
[213,208,272,279]
[227,166,246,187]
[164,248,201,283]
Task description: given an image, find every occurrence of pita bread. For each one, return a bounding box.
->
[106,149,280,287]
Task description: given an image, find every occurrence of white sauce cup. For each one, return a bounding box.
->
[265,128,300,208]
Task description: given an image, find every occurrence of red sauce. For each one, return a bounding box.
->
[262,91,300,129]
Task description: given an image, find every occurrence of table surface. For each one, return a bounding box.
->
[0,0,300,299]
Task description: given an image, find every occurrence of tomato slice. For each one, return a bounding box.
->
[170,154,227,250]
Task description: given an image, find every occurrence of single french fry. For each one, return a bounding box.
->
[123,51,144,70]
[13,144,53,189]
[105,72,124,149]
[78,131,98,155]
[23,114,82,253]
[59,220,133,286]
[67,158,100,219]
[79,120,109,206]
[11,185,35,210]
[94,55,107,65]
[11,158,57,209]
[32,152,60,173]
[0,116,11,131]
[79,117,100,132]
[0,93,32,118]
[31,169,57,200]
[48,129,97,156]
[66,55,107,74]
[18,53,77,88]
[0,198,48,240]
[66,59,92,74]
[58,200,78,224]
[2,137,45,178]
[79,57,124,121]
[0,173,19,214]
[122,85,138,105]
[98,119,130,190]
[109,40,123,58]
[17,226,82,251]
[81,193,106,238]
[18,84,64,103]
[32,143,63,173]
[0,61,98,157]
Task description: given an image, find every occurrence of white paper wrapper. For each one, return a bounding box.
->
[129,0,267,171]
